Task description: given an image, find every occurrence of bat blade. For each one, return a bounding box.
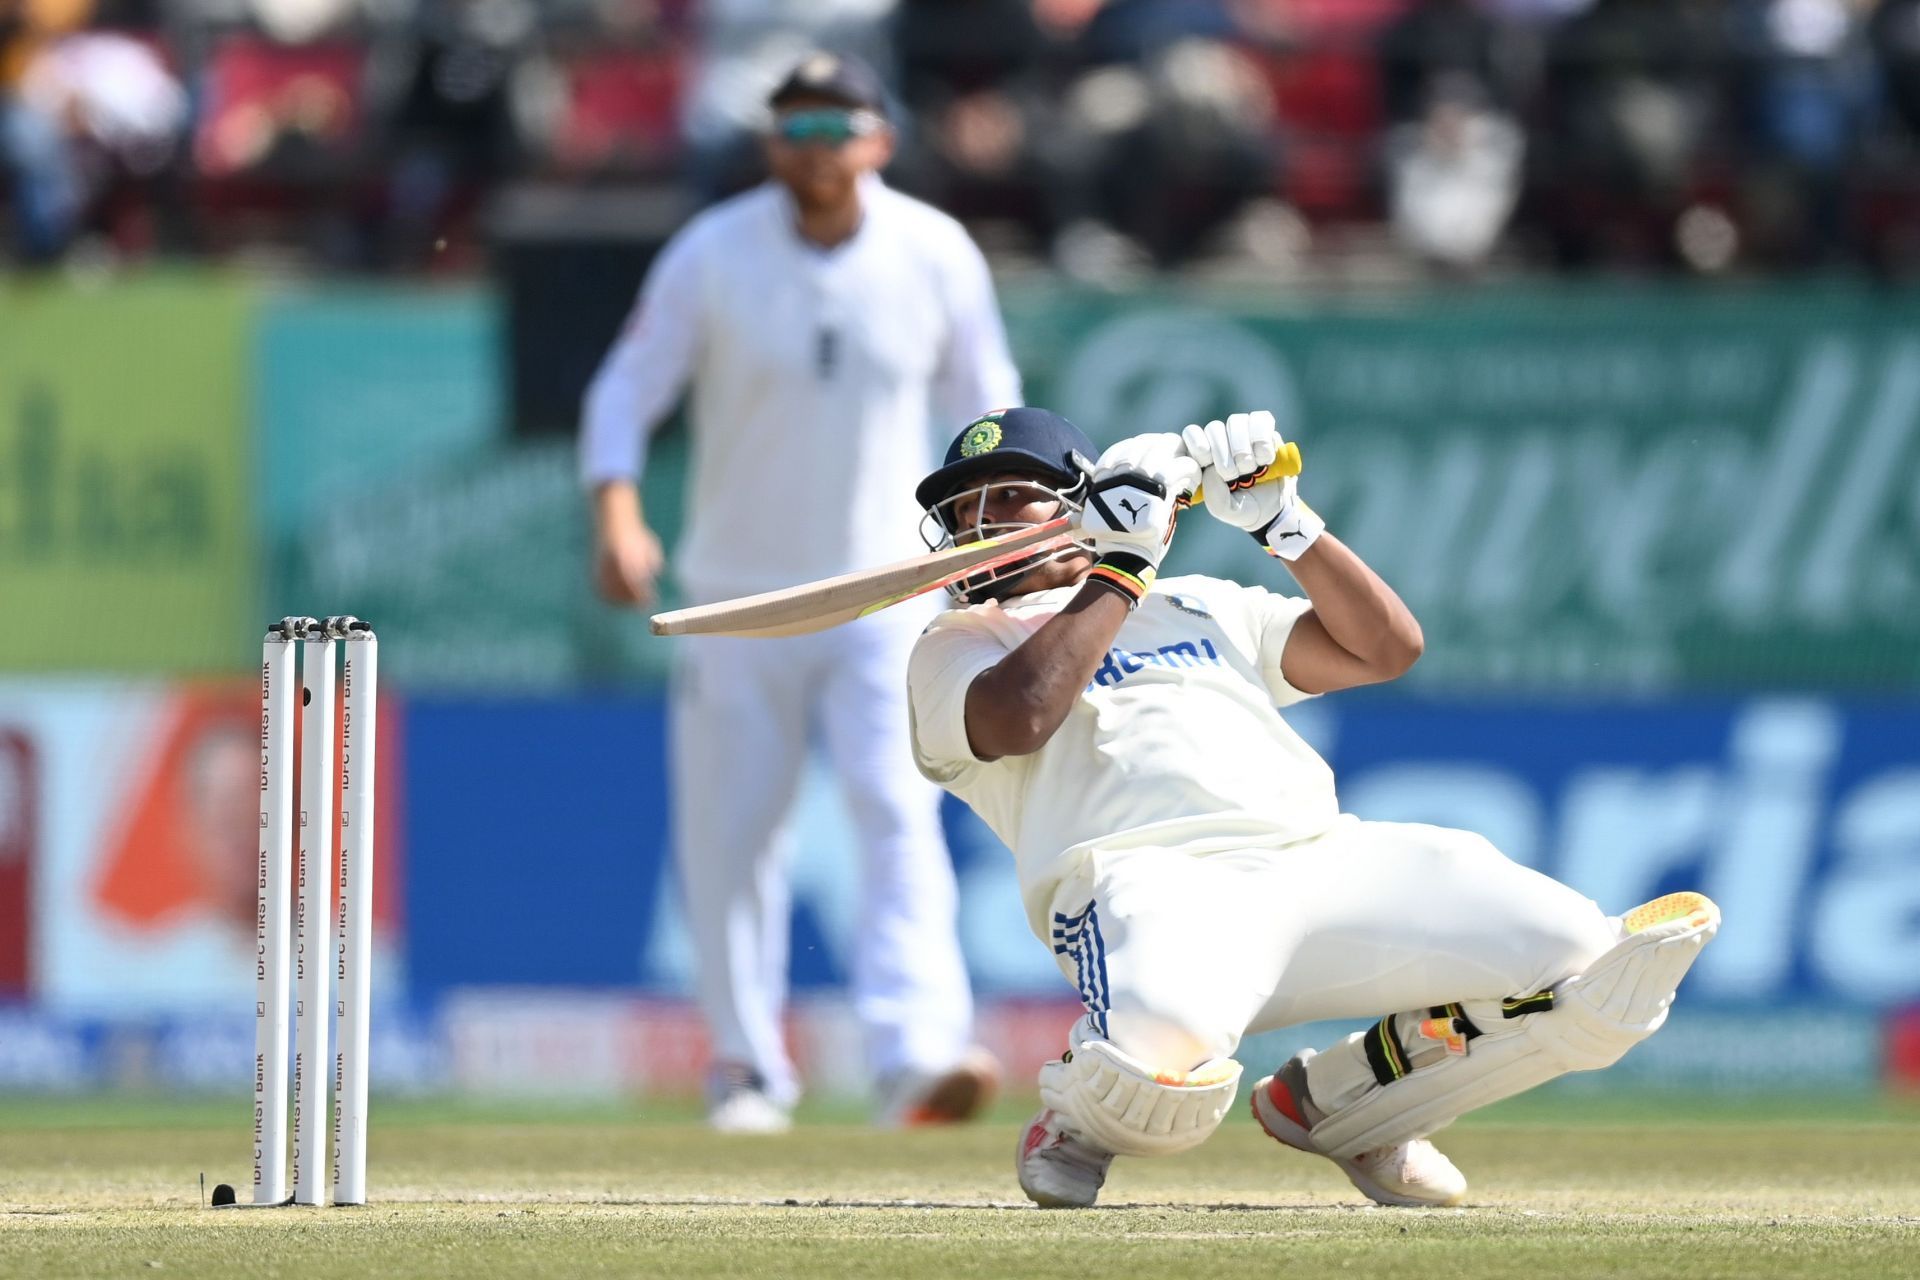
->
[649,518,1071,638]
[647,443,1303,639]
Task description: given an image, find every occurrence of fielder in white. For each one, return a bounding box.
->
[581,52,1020,1131]
[906,406,1720,1206]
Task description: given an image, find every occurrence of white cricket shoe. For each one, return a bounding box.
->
[1250,1061,1467,1207]
[707,1064,792,1135]
[1015,1108,1113,1208]
[874,1047,1002,1129]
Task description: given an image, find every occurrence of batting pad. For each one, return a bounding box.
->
[1305,893,1721,1159]
[1039,1036,1243,1158]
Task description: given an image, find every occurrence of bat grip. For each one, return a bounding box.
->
[1180,440,1301,509]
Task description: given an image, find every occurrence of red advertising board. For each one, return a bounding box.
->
[1889,1007,1920,1093]
[0,680,402,1014]
[0,730,34,996]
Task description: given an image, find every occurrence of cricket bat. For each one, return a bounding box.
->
[649,445,1301,639]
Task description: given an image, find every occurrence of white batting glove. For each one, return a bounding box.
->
[1201,465,1325,560]
[1180,411,1281,483]
[1072,433,1200,605]
[1181,412,1324,560]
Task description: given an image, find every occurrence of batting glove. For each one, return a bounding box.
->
[1073,433,1200,605]
[1181,411,1325,561]
[1180,411,1281,486]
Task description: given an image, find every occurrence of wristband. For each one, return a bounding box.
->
[1252,499,1326,562]
[1085,552,1156,607]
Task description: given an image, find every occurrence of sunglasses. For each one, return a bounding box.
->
[774,108,884,146]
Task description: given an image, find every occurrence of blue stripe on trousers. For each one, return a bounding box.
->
[1086,903,1110,1038]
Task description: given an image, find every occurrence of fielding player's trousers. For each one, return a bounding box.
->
[1045,816,1619,1086]
[671,604,973,1105]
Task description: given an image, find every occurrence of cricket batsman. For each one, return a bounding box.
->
[905,406,1720,1207]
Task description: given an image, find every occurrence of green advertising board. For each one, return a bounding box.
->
[261,286,690,689]
[1008,284,1920,692]
[264,281,1920,693]
[0,277,253,673]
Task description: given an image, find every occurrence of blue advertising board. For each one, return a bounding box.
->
[401,693,1920,1010]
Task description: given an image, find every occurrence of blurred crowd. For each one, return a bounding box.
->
[6,0,1920,278]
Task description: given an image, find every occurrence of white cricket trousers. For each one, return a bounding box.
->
[1045,816,1619,1083]
[670,605,973,1104]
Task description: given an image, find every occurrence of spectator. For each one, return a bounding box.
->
[894,0,1049,103]
[888,0,1057,249]
[1,0,86,261]
[1386,72,1524,272]
[1875,0,1920,140]
[1052,35,1278,273]
[1378,0,1509,126]
[2,0,184,262]
[1074,0,1240,66]
[1731,0,1872,263]
[1537,0,1736,267]
[373,0,528,268]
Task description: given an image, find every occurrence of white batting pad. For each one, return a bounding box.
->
[1306,893,1720,1158]
[1039,1035,1243,1158]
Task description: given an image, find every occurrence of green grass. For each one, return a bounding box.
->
[4,1093,1918,1279]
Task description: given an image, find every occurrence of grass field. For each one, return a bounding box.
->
[4,1092,1918,1279]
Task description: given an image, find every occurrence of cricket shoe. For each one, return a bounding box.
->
[874,1047,1003,1128]
[1016,1108,1113,1208]
[1250,1056,1467,1207]
[707,1063,792,1135]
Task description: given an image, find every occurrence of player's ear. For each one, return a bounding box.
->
[867,127,896,171]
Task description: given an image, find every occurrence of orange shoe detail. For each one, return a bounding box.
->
[1263,1072,1310,1130]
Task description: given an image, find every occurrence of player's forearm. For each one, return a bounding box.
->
[1284,534,1423,676]
[592,480,649,533]
[964,586,1129,758]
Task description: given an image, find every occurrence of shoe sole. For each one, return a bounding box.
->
[1249,1075,1464,1208]
[1016,1173,1092,1210]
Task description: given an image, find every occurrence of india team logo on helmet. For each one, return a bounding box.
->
[959,413,1006,457]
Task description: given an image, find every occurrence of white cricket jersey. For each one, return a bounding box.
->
[580,174,1023,602]
[906,575,1339,938]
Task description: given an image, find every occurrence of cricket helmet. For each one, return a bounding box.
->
[916,407,1098,605]
[914,407,1095,510]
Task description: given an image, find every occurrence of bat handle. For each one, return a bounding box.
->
[1181,440,1301,509]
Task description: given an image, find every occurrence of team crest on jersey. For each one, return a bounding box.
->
[1165,593,1212,620]
[959,413,1006,457]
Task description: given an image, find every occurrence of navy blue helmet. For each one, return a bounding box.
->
[915,407,1096,510]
